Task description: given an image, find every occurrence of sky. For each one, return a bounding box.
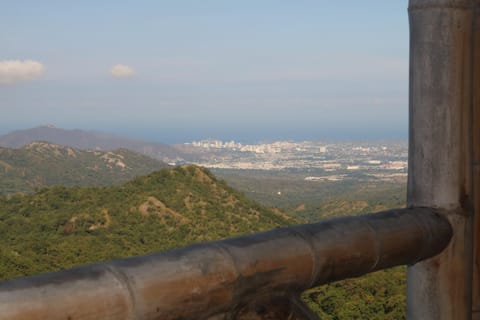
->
[0,1,409,143]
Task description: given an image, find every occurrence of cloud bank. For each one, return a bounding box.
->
[110,64,135,78]
[0,60,45,85]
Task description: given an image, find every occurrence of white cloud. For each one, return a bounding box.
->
[0,60,45,85]
[110,64,135,78]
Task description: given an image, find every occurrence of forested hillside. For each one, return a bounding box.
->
[0,164,407,319]
[0,165,292,280]
[0,142,168,194]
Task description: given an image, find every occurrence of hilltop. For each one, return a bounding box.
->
[0,129,408,318]
[0,125,183,162]
[0,165,293,280]
[0,142,169,194]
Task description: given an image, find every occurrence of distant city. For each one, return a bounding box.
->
[0,125,408,184]
[177,139,408,182]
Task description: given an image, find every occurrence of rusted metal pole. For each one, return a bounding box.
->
[407,0,476,319]
[0,208,451,320]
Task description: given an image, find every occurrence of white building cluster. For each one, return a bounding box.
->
[188,139,328,155]
[182,139,407,175]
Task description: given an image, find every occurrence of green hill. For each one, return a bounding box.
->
[0,165,293,280]
[0,164,406,318]
[0,142,169,194]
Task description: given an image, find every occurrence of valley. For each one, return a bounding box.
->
[0,126,409,319]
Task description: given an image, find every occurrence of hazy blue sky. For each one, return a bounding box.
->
[0,1,409,143]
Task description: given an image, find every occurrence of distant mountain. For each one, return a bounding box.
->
[0,142,169,194]
[0,126,183,162]
[0,165,293,280]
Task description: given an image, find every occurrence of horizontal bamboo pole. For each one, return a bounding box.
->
[0,208,452,320]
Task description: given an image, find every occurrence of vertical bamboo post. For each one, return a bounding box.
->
[407,0,475,319]
[472,2,480,319]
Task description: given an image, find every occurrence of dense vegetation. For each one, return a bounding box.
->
[0,142,168,194]
[0,165,292,280]
[0,161,408,318]
[214,168,406,221]
[302,267,406,320]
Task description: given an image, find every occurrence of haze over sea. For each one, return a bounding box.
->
[1,1,408,144]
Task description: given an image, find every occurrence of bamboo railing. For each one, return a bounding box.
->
[0,208,451,320]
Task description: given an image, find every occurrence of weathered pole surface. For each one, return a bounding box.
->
[407,0,477,319]
[0,208,451,320]
[472,2,480,318]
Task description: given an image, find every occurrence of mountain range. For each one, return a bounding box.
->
[0,125,183,162]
